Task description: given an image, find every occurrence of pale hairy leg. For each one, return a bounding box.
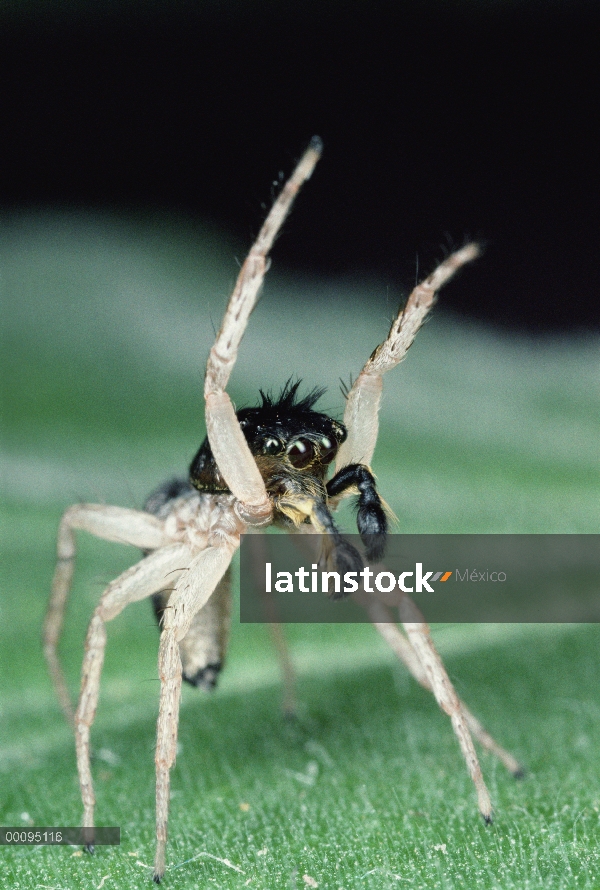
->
[397,593,493,821]
[44,504,169,722]
[335,244,480,472]
[153,542,239,882]
[204,138,323,525]
[74,544,191,837]
[358,591,524,776]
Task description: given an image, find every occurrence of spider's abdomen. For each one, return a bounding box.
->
[144,478,233,690]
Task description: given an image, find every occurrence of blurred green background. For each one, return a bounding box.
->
[1,212,600,888]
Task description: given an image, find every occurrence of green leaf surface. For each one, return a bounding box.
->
[1,214,599,889]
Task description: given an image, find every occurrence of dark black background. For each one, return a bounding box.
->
[1,1,598,331]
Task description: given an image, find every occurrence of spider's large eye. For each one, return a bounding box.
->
[287,438,315,468]
[319,436,338,464]
[263,437,283,455]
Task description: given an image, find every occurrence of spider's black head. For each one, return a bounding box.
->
[190,380,387,584]
[190,380,347,496]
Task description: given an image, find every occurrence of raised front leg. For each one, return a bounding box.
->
[44,504,170,722]
[335,244,480,472]
[203,138,322,526]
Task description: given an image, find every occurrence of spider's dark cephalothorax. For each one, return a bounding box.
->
[190,380,388,568]
[190,380,344,491]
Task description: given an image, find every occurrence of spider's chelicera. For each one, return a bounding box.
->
[44,139,523,883]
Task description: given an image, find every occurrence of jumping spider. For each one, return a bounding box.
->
[44,138,522,882]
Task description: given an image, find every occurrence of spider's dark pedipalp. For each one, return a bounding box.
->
[327,463,388,561]
[310,499,363,596]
